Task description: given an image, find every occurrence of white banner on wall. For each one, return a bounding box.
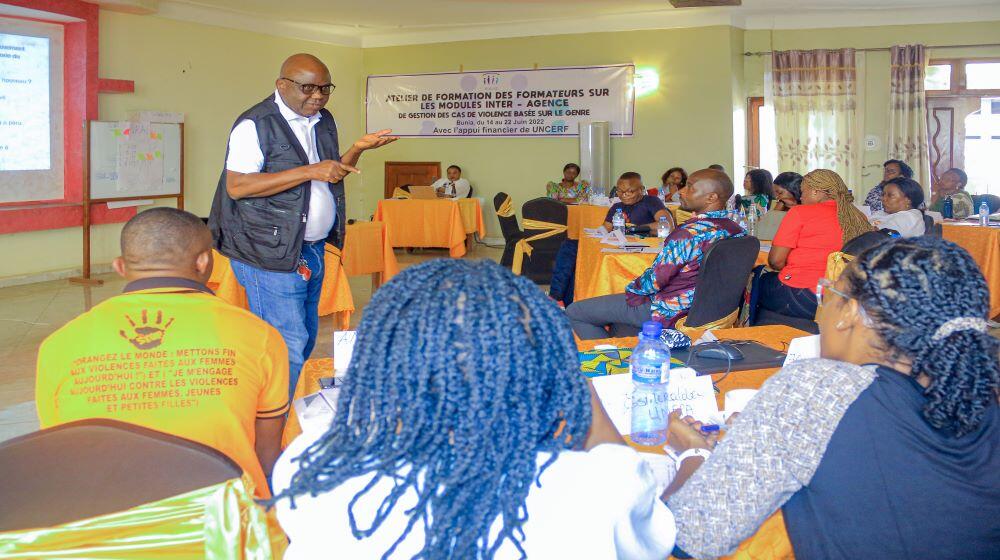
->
[365,64,635,138]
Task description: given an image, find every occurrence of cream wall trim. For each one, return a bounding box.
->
[155,1,363,47]
[110,2,1000,49]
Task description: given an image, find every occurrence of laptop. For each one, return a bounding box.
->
[409,185,439,199]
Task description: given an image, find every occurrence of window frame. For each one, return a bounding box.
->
[747,96,765,168]
[926,57,1000,97]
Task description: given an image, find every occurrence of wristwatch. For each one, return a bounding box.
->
[675,448,711,466]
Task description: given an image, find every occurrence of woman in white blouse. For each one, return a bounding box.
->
[270,259,678,560]
[869,177,926,238]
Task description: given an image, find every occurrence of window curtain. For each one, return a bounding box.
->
[771,49,861,186]
[888,44,931,189]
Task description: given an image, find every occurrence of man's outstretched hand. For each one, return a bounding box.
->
[353,129,398,151]
[309,160,360,183]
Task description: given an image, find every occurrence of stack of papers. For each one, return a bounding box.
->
[601,246,660,254]
[584,227,607,238]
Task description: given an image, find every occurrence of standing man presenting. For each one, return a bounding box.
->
[210,53,396,397]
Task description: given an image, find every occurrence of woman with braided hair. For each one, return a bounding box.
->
[271,259,678,559]
[665,236,999,559]
[755,169,874,321]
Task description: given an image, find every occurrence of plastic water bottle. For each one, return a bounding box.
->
[630,321,672,446]
[656,216,670,238]
[747,208,758,236]
[942,196,954,219]
[980,201,990,226]
[612,208,626,233]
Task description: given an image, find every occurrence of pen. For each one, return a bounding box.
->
[699,424,721,433]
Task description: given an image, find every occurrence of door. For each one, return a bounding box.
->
[384,162,441,199]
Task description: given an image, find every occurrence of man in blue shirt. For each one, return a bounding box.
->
[603,172,670,231]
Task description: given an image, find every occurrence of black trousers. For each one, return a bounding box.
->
[757,271,818,320]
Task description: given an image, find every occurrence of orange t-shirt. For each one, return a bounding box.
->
[772,200,843,289]
[35,278,290,497]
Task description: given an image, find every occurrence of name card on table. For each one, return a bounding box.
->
[601,229,628,246]
[591,368,719,436]
[333,331,357,373]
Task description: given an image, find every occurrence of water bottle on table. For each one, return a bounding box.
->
[630,321,672,446]
[612,208,626,233]
[657,216,670,239]
[979,201,990,226]
[942,195,954,219]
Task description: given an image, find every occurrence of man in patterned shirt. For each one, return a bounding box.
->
[567,169,744,339]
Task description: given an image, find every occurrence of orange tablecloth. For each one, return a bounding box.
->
[566,204,610,240]
[575,235,768,301]
[375,199,483,257]
[285,325,802,559]
[341,221,400,284]
[942,223,1000,318]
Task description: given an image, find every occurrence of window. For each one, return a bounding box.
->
[925,64,951,91]
[747,96,778,173]
[926,58,1000,96]
[966,62,1000,91]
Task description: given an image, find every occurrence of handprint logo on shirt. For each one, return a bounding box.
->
[119,309,174,350]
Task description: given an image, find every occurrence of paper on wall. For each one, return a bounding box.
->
[128,111,185,123]
[106,199,152,209]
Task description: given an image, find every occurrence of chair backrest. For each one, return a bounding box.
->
[521,197,569,226]
[686,236,761,328]
[922,213,942,237]
[493,192,522,242]
[841,230,891,256]
[0,419,241,532]
[973,193,1000,214]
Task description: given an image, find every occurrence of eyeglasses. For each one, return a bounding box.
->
[816,277,873,326]
[280,77,335,95]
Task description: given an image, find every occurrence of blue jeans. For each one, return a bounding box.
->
[231,241,326,400]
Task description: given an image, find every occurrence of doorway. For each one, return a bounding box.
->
[384,162,441,199]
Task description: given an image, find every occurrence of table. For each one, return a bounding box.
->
[574,235,769,302]
[567,203,690,240]
[942,223,1000,318]
[284,325,804,560]
[207,222,399,330]
[375,198,486,257]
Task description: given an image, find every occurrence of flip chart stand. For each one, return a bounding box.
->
[69,121,185,286]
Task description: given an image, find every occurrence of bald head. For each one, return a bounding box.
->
[679,169,734,213]
[279,53,328,79]
[276,53,333,117]
[115,208,212,282]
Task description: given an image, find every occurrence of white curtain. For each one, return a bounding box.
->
[771,49,862,186]
[888,44,931,190]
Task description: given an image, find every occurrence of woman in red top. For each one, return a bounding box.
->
[756,169,873,320]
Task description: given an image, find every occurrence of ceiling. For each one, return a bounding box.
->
[91,0,1000,46]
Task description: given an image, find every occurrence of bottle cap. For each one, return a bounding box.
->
[641,321,663,338]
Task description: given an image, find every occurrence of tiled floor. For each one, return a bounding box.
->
[0,243,505,443]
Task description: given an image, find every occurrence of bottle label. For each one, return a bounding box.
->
[631,362,670,383]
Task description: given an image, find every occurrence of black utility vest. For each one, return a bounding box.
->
[208,94,346,272]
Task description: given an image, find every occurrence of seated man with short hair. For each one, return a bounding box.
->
[36,208,289,498]
[567,169,744,339]
[433,164,471,198]
[603,171,670,232]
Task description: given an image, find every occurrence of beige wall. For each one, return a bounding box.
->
[4,16,1000,281]
[0,11,364,282]
[743,22,1000,195]
[361,27,742,237]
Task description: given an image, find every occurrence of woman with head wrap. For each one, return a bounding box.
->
[755,169,873,321]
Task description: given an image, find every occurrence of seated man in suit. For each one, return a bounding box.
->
[433,164,472,198]
[567,169,745,339]
[35,208,289,498]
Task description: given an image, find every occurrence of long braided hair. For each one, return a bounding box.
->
[841,236,999,437]
[272,259,592,559]
[802,169,874,244]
